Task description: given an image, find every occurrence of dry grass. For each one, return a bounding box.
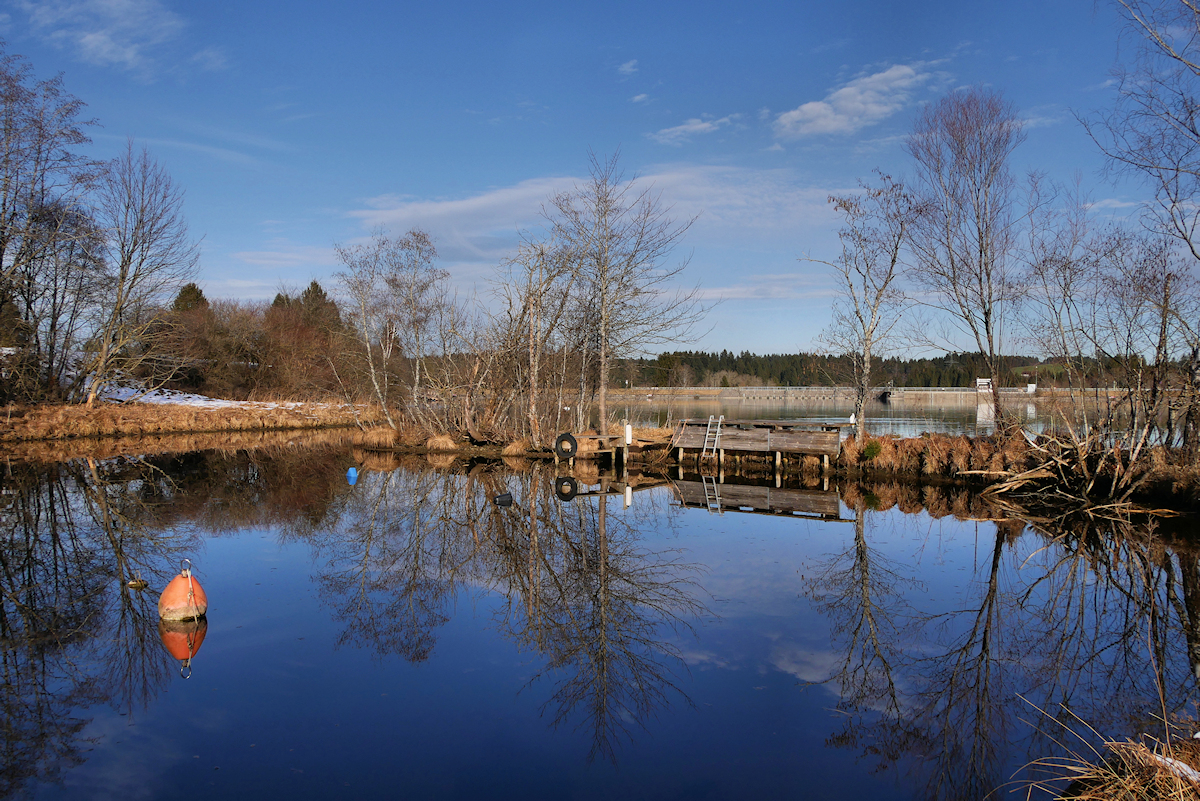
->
[7,427,358,464]
[896,438,925,473]
[502,438,531,456]
[633,426,675,443]
[950,436,973,474]
[1,401,380,443]
[971,437,996,471]
[924,435,952,475]
[425,434,458,452]
[1025,736,1200,800]
[840,435,862,467]
[354,426,399,448]
[873,436,900,471]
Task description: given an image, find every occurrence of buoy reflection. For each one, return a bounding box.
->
[158,617,208,679]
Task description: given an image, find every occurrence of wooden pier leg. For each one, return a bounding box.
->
[718,448,724,470]
[774,451,781,473]
[822,454,829,473]
[676,447,684,464]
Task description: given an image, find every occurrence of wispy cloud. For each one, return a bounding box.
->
[1087,197,1140,210]
[631,93,649,104]
[190,46,227,72]
[119,135,261,166]
[649,114,740,146]
[232,243,337,270]
[618,59,638,76]
[344,165,842,290]
[774,62,940,138]
[696,272,835,301]
[14,0,186,74]
[1021,104,1067,129]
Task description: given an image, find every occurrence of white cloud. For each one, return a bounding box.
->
[618,59,638,75]
[631,93,649,103]
[774,63,938,139]
[649,114,740,146]
[15,0,185,73]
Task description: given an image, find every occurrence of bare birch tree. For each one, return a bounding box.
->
[906,87,1027,419]
[495,235,575,446]
[335,228,460,429]
[815,174,914,441]
[85,143,197,406]
[547,151,705,430]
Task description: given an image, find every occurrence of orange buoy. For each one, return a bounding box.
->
[158,559,208,621]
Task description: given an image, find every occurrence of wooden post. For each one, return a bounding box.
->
[822,454,829,473]
[774,451,781,473]
[718,448,724,469]
[676,447,684,463]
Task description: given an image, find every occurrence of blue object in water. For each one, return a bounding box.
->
[346,467,358,486]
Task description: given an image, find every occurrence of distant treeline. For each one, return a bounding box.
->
[624,350,1111,389]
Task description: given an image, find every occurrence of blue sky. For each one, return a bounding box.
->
[1,0,1143,353]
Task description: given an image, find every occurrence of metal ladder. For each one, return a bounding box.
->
[702,474,723,514]
[701,414,724,461]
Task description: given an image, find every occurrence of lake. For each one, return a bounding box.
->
[1,445,1195,800]
[610,395,1051,438]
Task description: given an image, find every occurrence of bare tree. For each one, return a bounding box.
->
[0,48,96,287]
[906,87,1027,419]
[335,228,465,429]
[815,173,914,441]
[1085,0,1200,260]
[495,235,575,446]
[84,142,198,406]
[547,151,706,430]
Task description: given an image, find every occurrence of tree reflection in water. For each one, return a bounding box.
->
[300,460,704,762]
[0,457,201,796]
[804,481,1200,801]
[5,446,1200,798]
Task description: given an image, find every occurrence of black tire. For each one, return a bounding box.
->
[554,476,578,502]
[554,432,578,460]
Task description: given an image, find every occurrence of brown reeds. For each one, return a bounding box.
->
[6,427,359,464]
[425,434,458,452]
[896,438,925,473]
[354,426,399,448]
[1025,738,1200,800]
[1,401,381,443]
[840,435,862,467]
[502,438,531,456]
[950,436,973,474]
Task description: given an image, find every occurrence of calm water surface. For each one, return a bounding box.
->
[2,446,1196,800]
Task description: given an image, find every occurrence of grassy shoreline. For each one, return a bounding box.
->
[4,403,1197,510]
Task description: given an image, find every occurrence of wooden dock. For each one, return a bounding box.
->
[670,418,845,471]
